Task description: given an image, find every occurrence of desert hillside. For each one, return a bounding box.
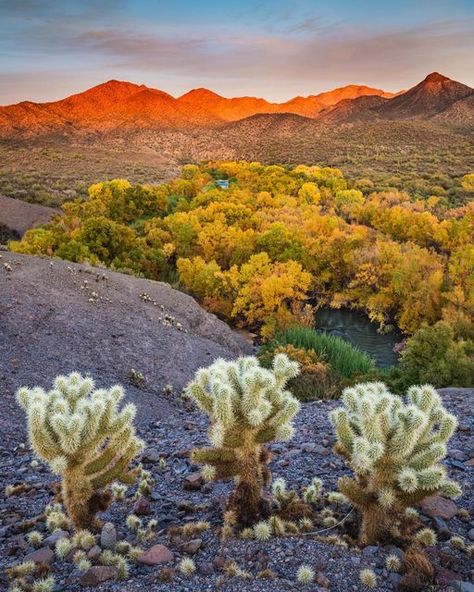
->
[0,251,250,438]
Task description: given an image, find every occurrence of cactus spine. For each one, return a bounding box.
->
[187,354,300,526]
[330,383,461,545]
[17,373,144,530]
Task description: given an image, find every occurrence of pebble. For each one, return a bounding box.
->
[183,472,204,491]
[181,538,203,554]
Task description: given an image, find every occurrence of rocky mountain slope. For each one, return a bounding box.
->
[0,252,250,438]
[0,79,394,136]
[318,73,474,124]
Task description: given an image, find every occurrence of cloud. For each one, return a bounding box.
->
[61,19,474,86]
[1,7,473,102]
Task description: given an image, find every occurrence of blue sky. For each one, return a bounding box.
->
[1,0,473,104]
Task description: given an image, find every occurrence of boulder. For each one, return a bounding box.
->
[137,544,174,565]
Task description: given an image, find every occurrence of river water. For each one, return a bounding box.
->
[315,308,401,368]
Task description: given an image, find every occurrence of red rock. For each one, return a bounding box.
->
[213,556,226,570]
[137,544,173,565]
[316,571,331,588]
[80,566,117,586]
[420,496,458,520]
[465,459,474,468]
[133,496,151,516]
[87,545,102,561]
[436,566,462,586]
[25,546,54,564]
[183,472,203,491]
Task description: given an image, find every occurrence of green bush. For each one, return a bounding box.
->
[391,321,474,390]
[265,326,375,379]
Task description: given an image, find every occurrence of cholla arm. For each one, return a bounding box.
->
[90,438,143,490]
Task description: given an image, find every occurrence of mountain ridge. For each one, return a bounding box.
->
[0,72,472,137]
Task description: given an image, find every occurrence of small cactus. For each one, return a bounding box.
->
[32,576,55,592]
[179,558,196,576]
[27,531,44,548]
[55,538,74,559]
[416,528,437,546]
[330,383,461,544]
[187,354,300,526]
[449,536,465,549]
[359,568,377,588]
[385,553,402,572]
[296,565,314,584]
[254,520,272,541]
[16,373,144,529]
[385,554,402,572]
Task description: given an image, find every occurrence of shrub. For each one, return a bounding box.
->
[186,354,300,526]
[268,326,375,379]
[259,344,339,400]
[395,322,474,389]
[330,382,461,544]
[17,373,144,529]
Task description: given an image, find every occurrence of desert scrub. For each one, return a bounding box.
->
[330,383,461,544]
[267,326,374,380]
[271,476,321,519]
[16,372,144,529]
[259,344,339,400]
[186,354,300,526]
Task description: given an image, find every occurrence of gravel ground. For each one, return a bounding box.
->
[1,390,473,592]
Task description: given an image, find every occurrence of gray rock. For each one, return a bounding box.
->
[180,538,202,554]
[100,522,116,550]
[87,545,102,561]
[452,582,474,592]
[142,447,162,463]
[449,449,468,461]
[43,530,69,547]
[362,546,378,556]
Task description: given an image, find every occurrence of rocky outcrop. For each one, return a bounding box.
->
[0,252,251,437]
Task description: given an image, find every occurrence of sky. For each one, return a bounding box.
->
[1,0,474,105]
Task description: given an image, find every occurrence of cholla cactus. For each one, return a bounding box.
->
[330,383,461,544]
[186,354,300,525]
[17,373,144,530]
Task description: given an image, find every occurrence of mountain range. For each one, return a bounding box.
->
[1,72,472,138]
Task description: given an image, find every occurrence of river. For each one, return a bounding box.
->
[315,307,401,368]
